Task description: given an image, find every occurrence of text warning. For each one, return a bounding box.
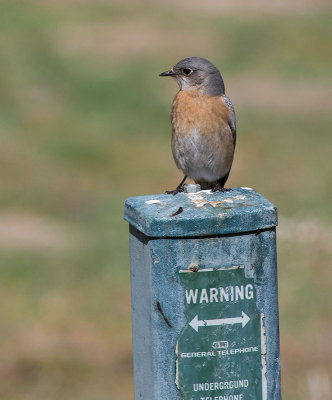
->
[176,266,266,400]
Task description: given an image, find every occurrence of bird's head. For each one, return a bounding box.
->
[159,57,225,96]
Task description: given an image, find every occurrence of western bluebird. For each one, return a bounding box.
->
[160,57,236,194]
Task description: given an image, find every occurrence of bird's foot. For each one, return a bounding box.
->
[165,176,187,195]
[165,186,184,195]
[212,184,232,193]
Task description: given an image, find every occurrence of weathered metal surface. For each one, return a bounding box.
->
[125,189,281,400]
[124,187,277,237]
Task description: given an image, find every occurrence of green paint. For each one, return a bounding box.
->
[177,267,264,400]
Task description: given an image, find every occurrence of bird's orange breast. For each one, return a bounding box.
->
[171,89,231,137]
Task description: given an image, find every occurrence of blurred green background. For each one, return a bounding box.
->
[0,0,331,399]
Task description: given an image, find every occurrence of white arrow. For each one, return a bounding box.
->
[189,311,250,332]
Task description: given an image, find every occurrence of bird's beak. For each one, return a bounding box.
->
[159,69,175,77]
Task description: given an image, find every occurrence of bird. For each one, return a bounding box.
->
[159,57,236,194]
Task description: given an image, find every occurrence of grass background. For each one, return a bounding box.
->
[0,0,331,399]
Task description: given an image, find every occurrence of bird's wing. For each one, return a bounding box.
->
[222,95,236,148]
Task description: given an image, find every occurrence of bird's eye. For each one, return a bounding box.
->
[182,68,192,76]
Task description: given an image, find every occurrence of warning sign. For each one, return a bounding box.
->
[176,266,266,400]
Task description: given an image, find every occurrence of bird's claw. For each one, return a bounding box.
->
[165,186,184,195]
[165,176,187,195]
[212,184,232,193]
